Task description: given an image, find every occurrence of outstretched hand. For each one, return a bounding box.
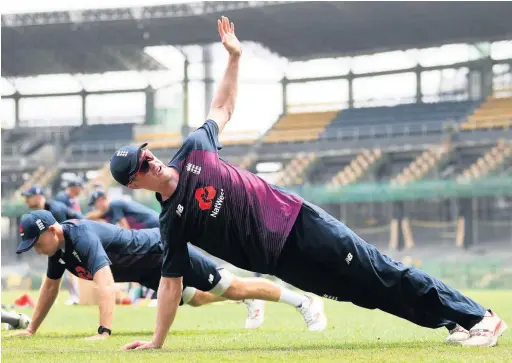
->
[121,340,161,351]
[218,16,241,57]
[7,329,33,337]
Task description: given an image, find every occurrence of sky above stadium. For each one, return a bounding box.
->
[3,0,187,14]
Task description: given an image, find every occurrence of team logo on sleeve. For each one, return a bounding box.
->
[195,186,217,210]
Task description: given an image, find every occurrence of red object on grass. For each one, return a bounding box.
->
[14,293,35,308]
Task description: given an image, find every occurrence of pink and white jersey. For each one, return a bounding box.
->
[158,120,303,277]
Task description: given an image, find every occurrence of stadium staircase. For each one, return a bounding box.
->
[328,149,383,186]
[461,96,512,130]
[37,168,61,191]
[236,153,258,170]
[12,167,46,199]
[275,152,317,187]
[457,140,512,181]
[392,144,452,185]
[263,111,337,143]
[88,162,116,190]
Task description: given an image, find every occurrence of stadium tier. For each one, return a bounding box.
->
[321,101,480,140]
[457,140,512,181]
[461,96,512,130]
[393,145,452,185]
[134,131,183,149]
[262,111,337,143]
[275,152,317,187]
[329,149,383,186]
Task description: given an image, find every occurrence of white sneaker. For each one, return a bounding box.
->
[297,296,327,332]
[65,297,79,306]
[244,300,265,329]
[446,324,470,345]
[463,311,508,347]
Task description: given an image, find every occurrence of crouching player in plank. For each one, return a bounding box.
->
[9,210,326,339]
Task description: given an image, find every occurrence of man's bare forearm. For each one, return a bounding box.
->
[207,55,241,132]
[97,284,116,329]
[152,276,183,347]
[94,266,116,329]
[28,278,60,333]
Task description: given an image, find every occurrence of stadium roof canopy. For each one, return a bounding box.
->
[3,1,512,77]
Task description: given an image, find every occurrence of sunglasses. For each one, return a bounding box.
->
[128,149,153,185]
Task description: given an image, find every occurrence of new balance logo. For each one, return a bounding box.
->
[323,294,338,301]
[116,150,128,157]
[72,251,82,263]
[208,274,214,284]
[176,204,184,217]
[35,219,45,231]
[186,163,201,175]
[345,252,353,265]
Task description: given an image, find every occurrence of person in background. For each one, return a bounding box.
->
[55,178,84,214]
[86,190,159,229]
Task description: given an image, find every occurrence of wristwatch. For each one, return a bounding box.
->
[97,326,112,336]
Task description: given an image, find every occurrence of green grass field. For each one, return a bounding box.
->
[2,290,511,362]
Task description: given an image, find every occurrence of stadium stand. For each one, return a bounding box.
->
[134,131,183,149]
[71,124,133,144]
[275,152,317,187]
[457,140,512,181]
[393,144,452,185]
[263,111,337,143]
[461,96,512,130]
[1,171,30,199]
[321,101,479,140]
[87,162,115,190]
[329,149,383,186]
[12,167,46,200]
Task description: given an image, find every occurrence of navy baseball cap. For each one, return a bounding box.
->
[68,178,84,188]
[17,210,57,254]
[21,185,44,197]
[88,190,106,206]
[110,143,148,186]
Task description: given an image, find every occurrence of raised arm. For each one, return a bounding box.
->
[206,16,242,135]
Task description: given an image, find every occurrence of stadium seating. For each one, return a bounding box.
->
[236,153,258,170]
[329,149,383,186]
[321,101,479,140]
[457,140,512,181]
[275,152,317,187]
[135,131,183,149]
[71,123,134,144]
[461,96,512,130]
[1,171,29,199]
[12,167,46,199]
[263,111,337,143]
[392,144,452,185]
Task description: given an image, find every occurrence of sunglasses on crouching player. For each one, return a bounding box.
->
[128,149,153,185]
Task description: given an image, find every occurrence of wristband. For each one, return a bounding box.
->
[97,326,112,336]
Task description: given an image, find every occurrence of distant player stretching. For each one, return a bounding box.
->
[110,16,507,350]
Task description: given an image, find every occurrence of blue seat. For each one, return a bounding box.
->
[321,100,481,140]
